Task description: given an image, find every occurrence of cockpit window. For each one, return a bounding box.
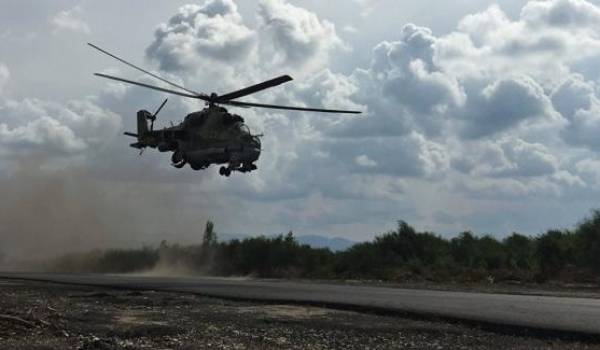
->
[184,112,206,127]
[222,113,245,126]
[239,123,251,134]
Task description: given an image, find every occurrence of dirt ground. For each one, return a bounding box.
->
[0,279,598,350]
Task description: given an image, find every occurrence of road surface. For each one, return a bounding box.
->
[1,272,599,336]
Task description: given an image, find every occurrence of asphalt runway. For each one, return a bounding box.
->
[1,272,599,336]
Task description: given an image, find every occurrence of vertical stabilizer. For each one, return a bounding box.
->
[137,110,150,139]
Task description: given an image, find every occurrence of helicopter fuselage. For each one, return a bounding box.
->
[132,105,261,176]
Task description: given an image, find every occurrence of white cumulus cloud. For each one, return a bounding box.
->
[146,0,255,72]
[257,0,344,72]
[0,97,120,159]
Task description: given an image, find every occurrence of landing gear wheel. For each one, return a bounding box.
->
[190,163,202,171]
[219,166,231,177]
[241,163,257,172]
[171,151,184,164]
[171,151,186,168]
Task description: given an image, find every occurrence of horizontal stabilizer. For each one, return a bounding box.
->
[129,142,144,149]
[124,132,138,138]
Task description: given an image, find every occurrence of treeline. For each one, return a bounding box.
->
[49,211,600,284]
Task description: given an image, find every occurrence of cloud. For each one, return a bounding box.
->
[291,69,363,125]
[551,74,596,119]
[342,25,358,34]
[457,5,512,47]
[551,74,600,151]
[330,24,464,139]
[328,0,600,154]
[0,63,8,92]
[146,0,344,79]
[0,117,86,155]
[376,24,465,115]
[575,158,600,186]
[437,1,600,87]
[352,0,381,16]
[0,97,120,159]
[454,138,559,178]
[561,102,600,151]
[355,155,377,168]
[146,0,255,72]
[257,0,344,71]
[324,131,450,178]
[459,76,557,138]
[50,5,91,35]
[521,0,600,29]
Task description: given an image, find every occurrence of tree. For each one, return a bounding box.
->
[535,230,575,278]
[574,210,600,273]
[374,220,419,265]
[450,232,479,268]
[202,221,217,247]
[477,235,506,270]
[503,233,534,270]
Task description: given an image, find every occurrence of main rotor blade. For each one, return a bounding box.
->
[217,75,293,102]
[88,43,208,98]
[223,100,362,114]
[94,73,208,100]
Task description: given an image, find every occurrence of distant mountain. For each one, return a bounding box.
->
[296,235,357,252]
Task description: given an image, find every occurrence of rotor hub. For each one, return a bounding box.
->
[209,92,219,105]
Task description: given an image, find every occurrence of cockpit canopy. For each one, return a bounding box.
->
[222,113,244,125]
[238,123,251,134]
[183,111,206,127]
[184,109,245,127]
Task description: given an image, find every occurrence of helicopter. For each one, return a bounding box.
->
[89,43,361,176]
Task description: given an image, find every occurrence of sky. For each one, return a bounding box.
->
[2,0,600,258]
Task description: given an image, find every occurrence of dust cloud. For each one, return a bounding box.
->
[0,157,213,269]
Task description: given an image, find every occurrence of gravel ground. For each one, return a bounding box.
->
[0,279,598,350]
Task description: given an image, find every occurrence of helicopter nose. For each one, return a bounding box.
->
[249,140,261,160]
[251,147,260,161]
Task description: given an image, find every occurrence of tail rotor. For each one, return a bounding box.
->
[149,98,168,132]
[124,99,168,154]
